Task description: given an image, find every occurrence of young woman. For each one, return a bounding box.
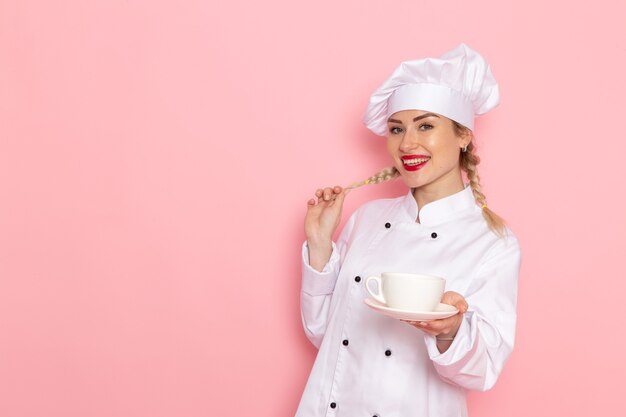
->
[296,44,522,417]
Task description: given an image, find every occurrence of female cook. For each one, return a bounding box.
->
[295,43,522,417]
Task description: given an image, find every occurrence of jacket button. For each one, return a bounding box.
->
[330,402,337,409]
[385,349,392,356]
[431,232,438,239]
[342,339,349,346]
[384,222,391,228]
[355,276,361,283]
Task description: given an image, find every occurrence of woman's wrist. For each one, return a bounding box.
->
[436,328,458,341]
[435,335,454,353]
[306,238,332,256]
[435,314,464,341]
[306,232,332,247]
[306,239,333,272]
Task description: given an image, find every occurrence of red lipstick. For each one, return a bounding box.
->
[401,155,430,172]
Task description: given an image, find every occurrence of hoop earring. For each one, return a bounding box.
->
[462,144,468,152]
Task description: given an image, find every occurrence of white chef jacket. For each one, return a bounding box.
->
[296,185,522,417]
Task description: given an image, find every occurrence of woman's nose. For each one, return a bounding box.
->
[399,130,419,152]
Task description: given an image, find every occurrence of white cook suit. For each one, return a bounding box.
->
[295,185,522,417]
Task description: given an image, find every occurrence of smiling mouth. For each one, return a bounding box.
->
[402,157,430,166]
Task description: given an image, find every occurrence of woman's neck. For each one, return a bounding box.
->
[412,176,465,222]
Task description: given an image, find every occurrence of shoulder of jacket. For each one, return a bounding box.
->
[483,226,522,260]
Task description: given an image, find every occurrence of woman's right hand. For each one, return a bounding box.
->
[305,185,348,242]
[305,186,349,271]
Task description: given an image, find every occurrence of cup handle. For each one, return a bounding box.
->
[365,276,386,305]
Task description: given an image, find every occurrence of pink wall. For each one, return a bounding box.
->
[1,0,625,415]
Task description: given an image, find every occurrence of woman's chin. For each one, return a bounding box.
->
[399,173,424,189]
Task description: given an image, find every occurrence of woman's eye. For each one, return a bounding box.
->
[389,126,402,134]
[419,123,434,130]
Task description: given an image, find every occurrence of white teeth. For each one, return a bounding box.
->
[403,157,430,166]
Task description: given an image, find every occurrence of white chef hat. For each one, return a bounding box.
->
[363,43,499,135]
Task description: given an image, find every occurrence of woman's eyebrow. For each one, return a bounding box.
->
[387,113,441,124]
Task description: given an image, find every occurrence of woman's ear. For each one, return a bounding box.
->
[457,130,472,149]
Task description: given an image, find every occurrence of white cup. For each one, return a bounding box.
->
[365,272,445,312]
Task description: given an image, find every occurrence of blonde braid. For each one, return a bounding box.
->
[345,166,400,190]
[460,140,507,238]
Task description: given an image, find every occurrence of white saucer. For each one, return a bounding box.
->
[364,297,459,321]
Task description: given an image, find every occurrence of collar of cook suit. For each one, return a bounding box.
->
[401,184,476,226]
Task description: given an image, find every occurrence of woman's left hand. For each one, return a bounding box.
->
[402,291,468,338]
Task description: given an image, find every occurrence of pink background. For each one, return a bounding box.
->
[1,0,625,416]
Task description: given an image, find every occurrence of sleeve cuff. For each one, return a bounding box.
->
[301,240,341,296]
